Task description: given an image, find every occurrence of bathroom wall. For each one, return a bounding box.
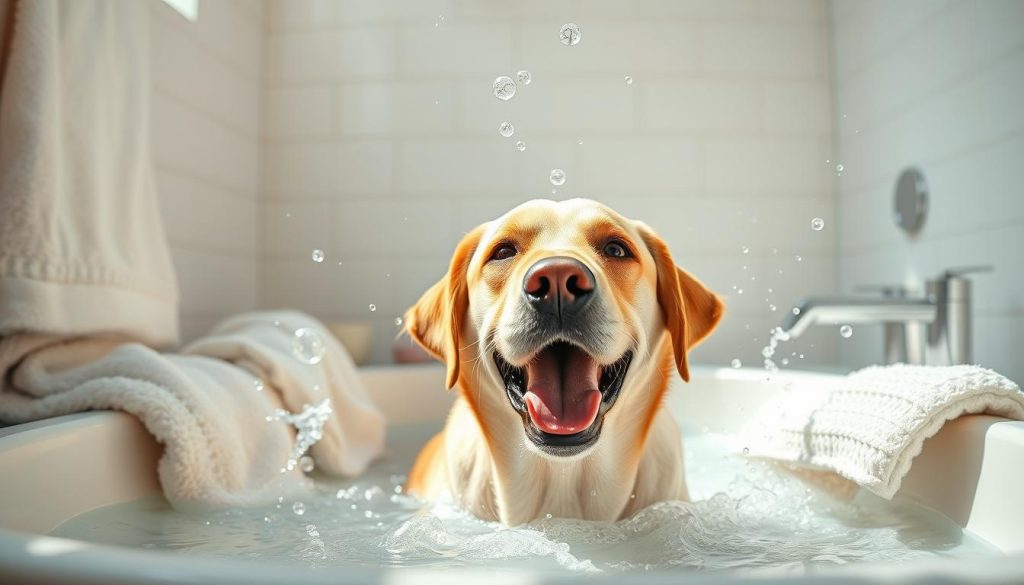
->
[261,0,838,365]
[149,0,265,343]
[831,1,1024,383]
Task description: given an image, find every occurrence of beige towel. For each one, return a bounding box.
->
[740,364,1023,499]
[0,0,178,347]
[0,311,386,510]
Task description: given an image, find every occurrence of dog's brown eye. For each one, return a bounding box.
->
[603,240,630,258]
[490,244,517,262]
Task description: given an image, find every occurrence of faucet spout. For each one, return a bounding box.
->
[781,296,937,339]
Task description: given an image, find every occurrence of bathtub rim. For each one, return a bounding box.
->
[0,364,1022,584]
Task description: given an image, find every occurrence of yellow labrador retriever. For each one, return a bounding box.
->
[403,199,723,524]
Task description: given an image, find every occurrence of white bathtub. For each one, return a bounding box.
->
[0,364,1022,584]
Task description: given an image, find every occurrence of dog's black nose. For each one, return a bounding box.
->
[523,257,596,317]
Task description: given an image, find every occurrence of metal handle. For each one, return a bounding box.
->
[854,284,914,297]
[942,265,993,279]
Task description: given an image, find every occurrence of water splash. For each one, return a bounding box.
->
[761,327,791,372]
[550,169,566,186]
[268,399,333,473]
[492,76,516,101]
[291,328,326,365]
[559,23,581,46]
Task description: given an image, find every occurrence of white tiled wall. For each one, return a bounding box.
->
[831,1,1024,383]
[261,0,838,365]
[149,0,265,342]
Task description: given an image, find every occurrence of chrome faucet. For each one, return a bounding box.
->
[779,267,990,366]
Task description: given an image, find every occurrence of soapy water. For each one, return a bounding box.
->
[52,424,995,573]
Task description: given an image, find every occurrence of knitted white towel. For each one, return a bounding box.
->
[740,364,1024,499]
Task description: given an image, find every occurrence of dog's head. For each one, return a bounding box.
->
[405,199,723,458]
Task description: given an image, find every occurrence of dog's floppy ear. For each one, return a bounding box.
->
[639,225,724,382]
[403,226,484,389]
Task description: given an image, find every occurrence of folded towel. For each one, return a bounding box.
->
[0,311,386,510]
[0,0,179,346]
[739,364,1024,499]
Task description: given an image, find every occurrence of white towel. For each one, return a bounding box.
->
[740,364,1024,499]
[0,0,178,346]
[0,311,386,511]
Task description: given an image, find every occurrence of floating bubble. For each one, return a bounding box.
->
[742,447,750,455]
[369,304,377,312]
[395,317,403,327]
[792,307,801,315]
[292,502,306,516]
[836,164,845,173]
[292,328,326,365]
[769,304,777,312]
[559,23,581,46]
[811,217,825,231]
[795,255,803,262]
[515,140,526,152]
[731,358,742,369]
[252,378,264,392]
[299,456,314,473]
[549,169,566,186]
[840,325,853,338]
[516,70,531,85]
[498,121,515,138]
[493,76,516,101]
[311,249,325,263]
[742,246,749,254]
[624,76,633,85]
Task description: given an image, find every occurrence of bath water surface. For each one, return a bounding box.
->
[52,423,997,573]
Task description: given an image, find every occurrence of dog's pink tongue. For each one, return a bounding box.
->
[524,345,601,435]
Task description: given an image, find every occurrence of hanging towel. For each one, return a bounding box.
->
[739,364,1024,499]
[0,311,386,511]
[0,0,178,347]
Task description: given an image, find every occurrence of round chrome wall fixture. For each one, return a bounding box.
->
[894,168,928,236]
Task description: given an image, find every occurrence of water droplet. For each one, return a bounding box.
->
[742,447,750,455]
[545,513,553,519]
[795,255,803,262]
[836,163,845,172]
[311,249,325,263]
[492,76,516,101]
[624,75,633,85]
[263,516,271,523]
[737,288,743,295]
[730,358,742,369]
[252,378,264,392]
[368,304,377,312]
[299,455,314,473]
[559,23,581,46]
[291,327,326,365]
[516,70,531,85]
[840,324,853,338]
[394,485,403,494]
[394,317,403,327]
[577,138,584,145]
[515,140,526,152]
[498,121,514,138]
[549,168,566,186]
[292,502,306,516]
[769,304,777,312]
[792,307,801,315]
[811,217,825,231]
[781,358,790,366]
[630,493,636,499]
[741,246,749,254]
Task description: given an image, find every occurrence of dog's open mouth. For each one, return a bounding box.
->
[494,341,632,456]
